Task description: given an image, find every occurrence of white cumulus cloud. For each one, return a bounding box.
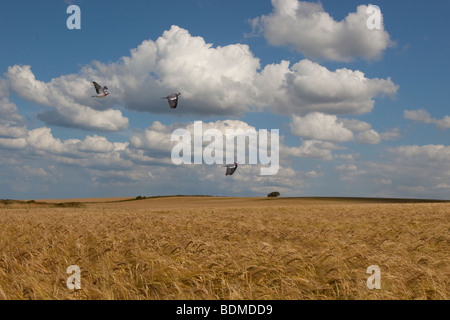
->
[290,112,385,145]
[6,65,129,132]
[4,25,398,131]
[290,112,354,142]
[258,59,398,115]
[252,0,393,62]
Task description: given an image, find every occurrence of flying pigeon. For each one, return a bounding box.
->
[224,162,238,176]
[161,92,181,109]
[92,81,109,98]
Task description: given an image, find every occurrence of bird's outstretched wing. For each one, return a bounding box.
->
[93,82,103,94]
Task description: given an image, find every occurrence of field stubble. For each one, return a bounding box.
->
[0,197,448,300]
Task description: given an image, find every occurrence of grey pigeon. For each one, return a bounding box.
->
[224,162,238,176]
[92,81,109,98]
[161,92,181,109]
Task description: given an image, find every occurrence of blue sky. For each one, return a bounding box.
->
[1,0,449,200]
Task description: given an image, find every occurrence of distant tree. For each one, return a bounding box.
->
[267,191,280,198]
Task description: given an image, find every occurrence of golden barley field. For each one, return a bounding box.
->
[0,196,448,300]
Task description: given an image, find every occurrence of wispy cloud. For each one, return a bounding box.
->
[404,109,450,130]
